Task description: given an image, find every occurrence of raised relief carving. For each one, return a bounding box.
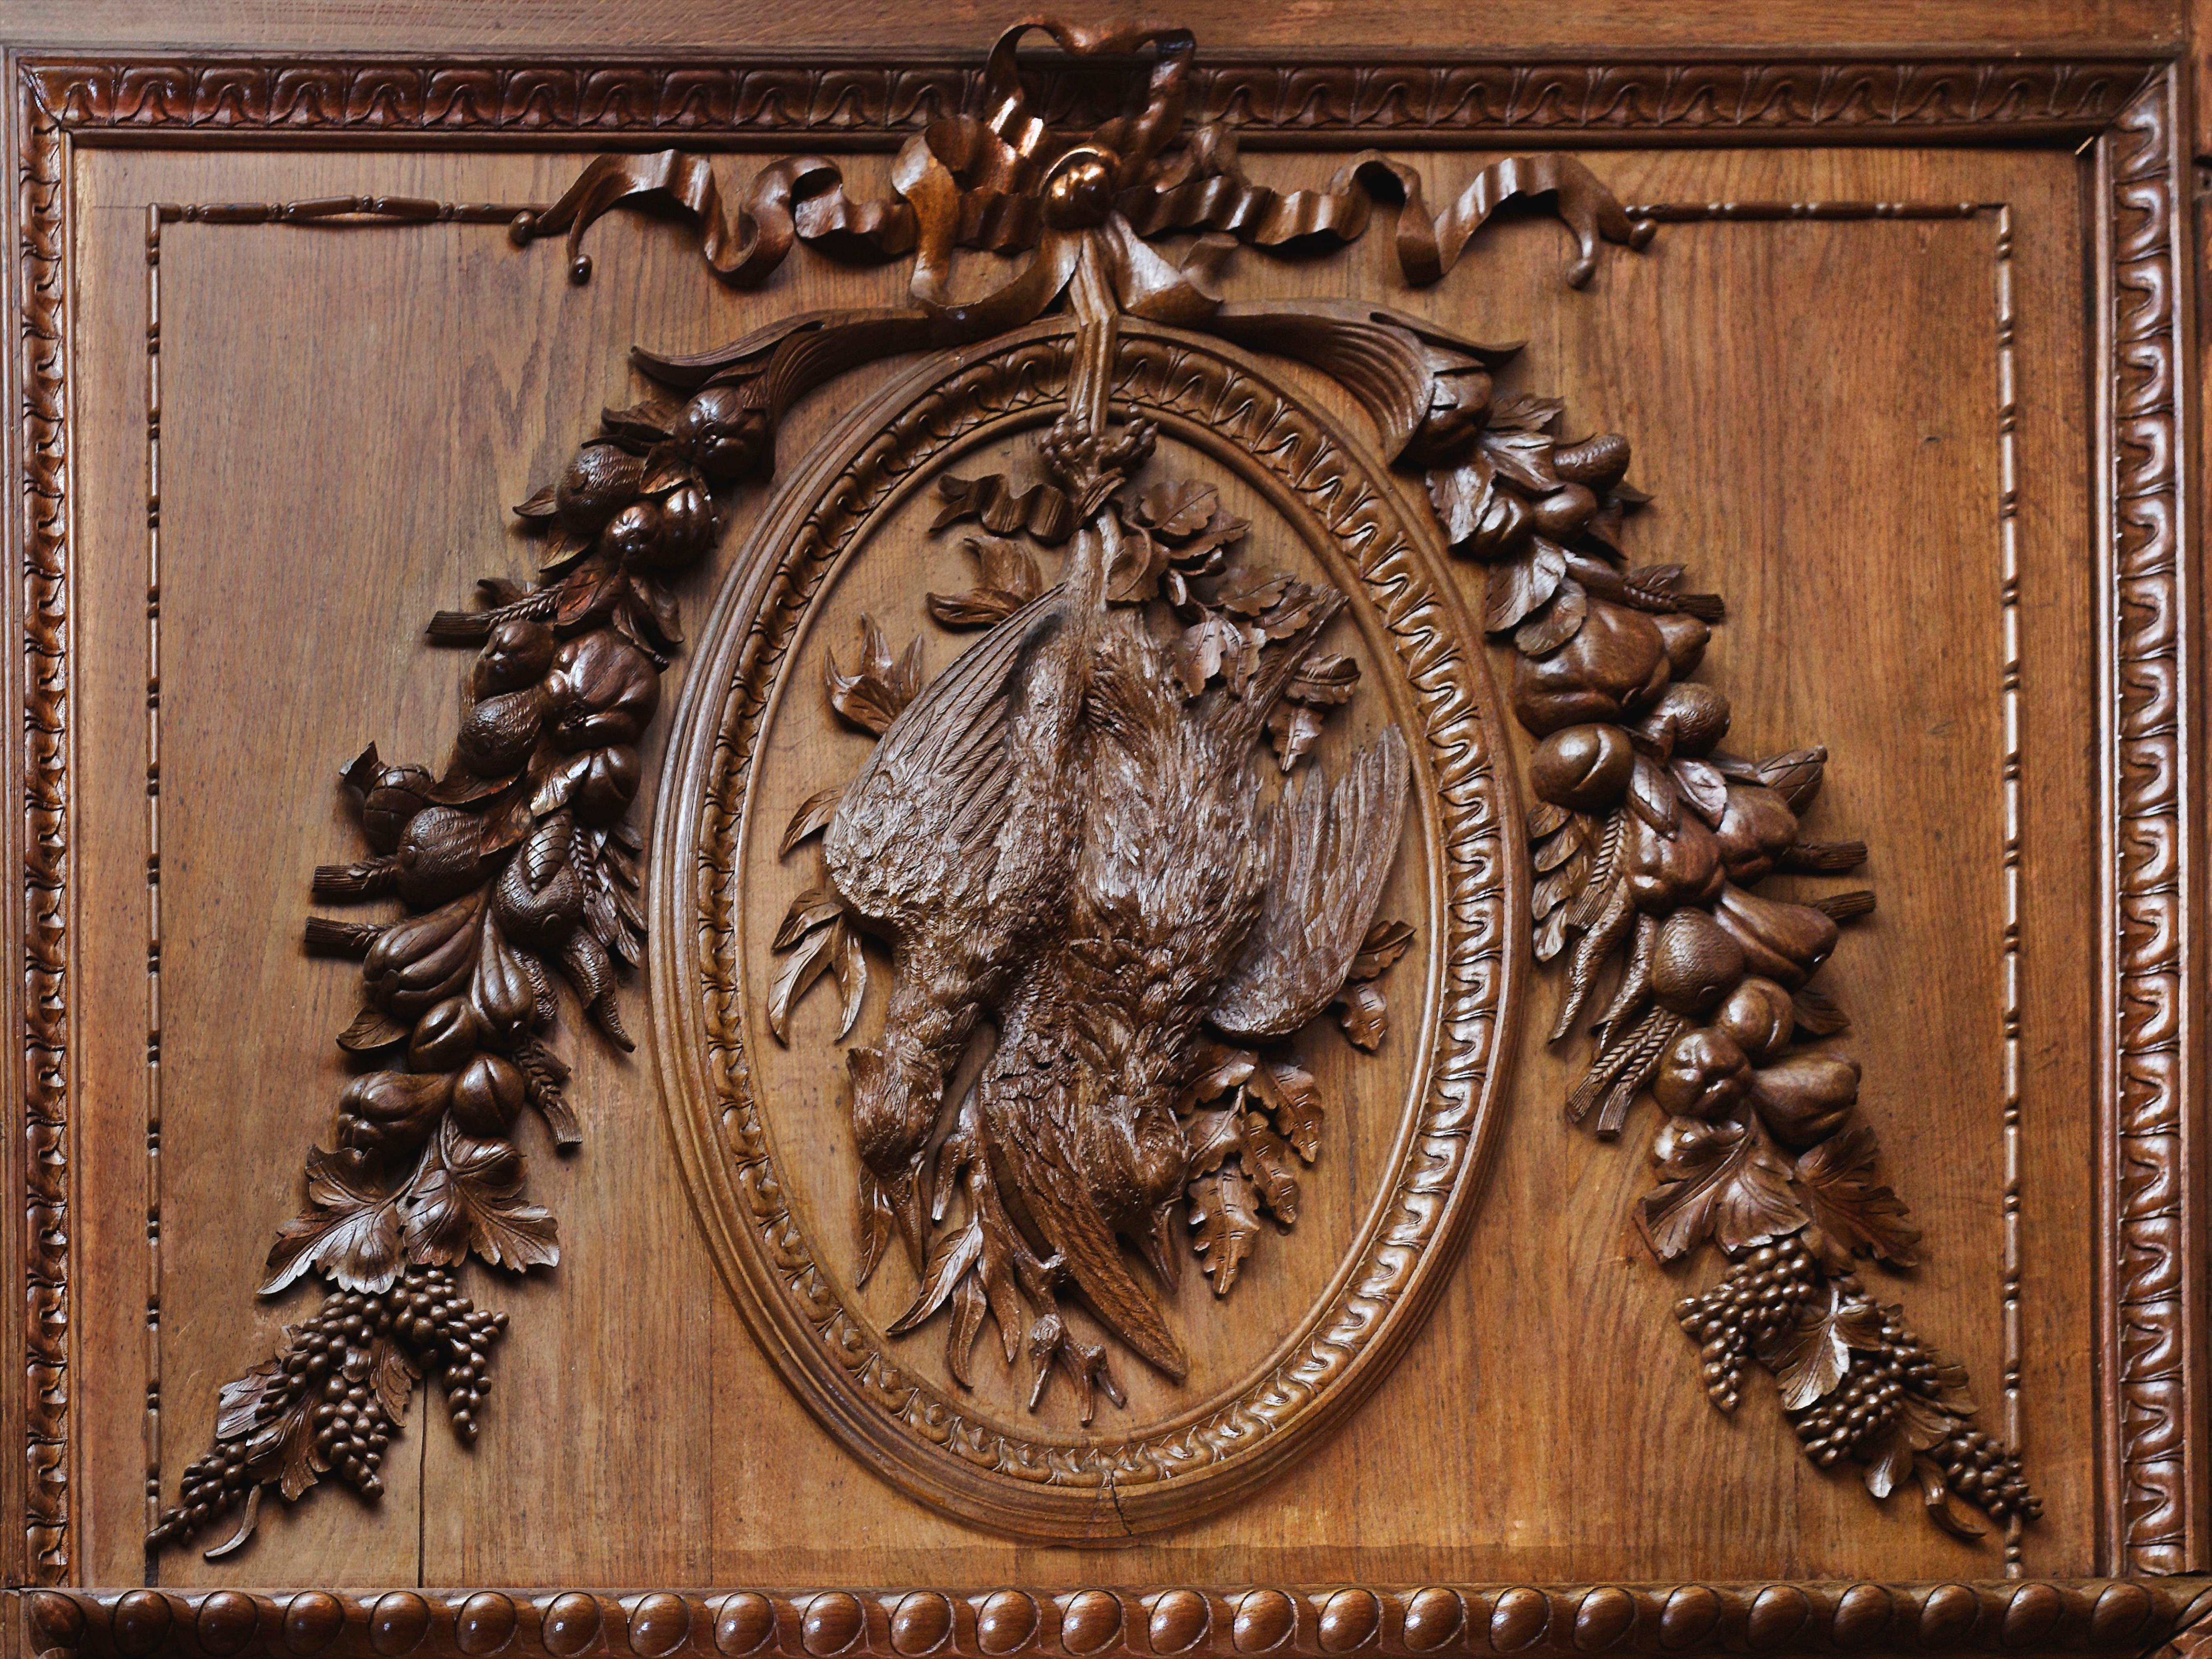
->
[146,14,2042,1554]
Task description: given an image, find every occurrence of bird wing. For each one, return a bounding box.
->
[823,585,1064,925]
[1208,725,1411,1040]
[994,1053,1190,1382]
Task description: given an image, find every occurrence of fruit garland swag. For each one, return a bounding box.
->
[1435,385,2039,1537]
[148,375,766,1555]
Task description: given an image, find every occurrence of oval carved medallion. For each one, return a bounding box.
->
[650,316,1518,1536]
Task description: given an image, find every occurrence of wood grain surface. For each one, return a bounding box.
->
[52,131,2109,1589]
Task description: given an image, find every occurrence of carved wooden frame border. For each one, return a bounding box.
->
[3,35,2198,1621]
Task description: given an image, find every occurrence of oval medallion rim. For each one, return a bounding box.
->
[648,315,1523,1539]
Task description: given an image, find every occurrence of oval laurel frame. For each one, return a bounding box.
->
[649,316,1522,1539]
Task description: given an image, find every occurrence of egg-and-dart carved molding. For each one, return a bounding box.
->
[8,32,2197,1586]
[20,1582,2212,1659]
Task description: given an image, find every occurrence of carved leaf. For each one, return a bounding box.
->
[1486,390,1564,434]
[1864,1422,1915,1499]
[1914,1455,1987,1540]
[928,589,1030,628]
[1187,1039,1258,1101]
[1634,1116,1806,1263]
[767,918,841,1043]
[214,1361,284,1441]
[774,888,844,951]
[780,786,844,857]
[261,1146,408,1295]
[369,1334,419,1423]
[1756,1282,1886,1410]
[1514,576,1587,655]
[1135,478,1219,537]
[1424,456,1493,547]
[1479,426,1559,492]
[1334,979,1389,1050]
[1241,1113,1302,1223]
[1184,1107,1245,1178]
[1627,752,1678,832]
[1349,918,1415,980]
[945,1273,989,1388]
[1265,702,1328,771]
[1895,1391,1960,1453]
[406,1121,560,1273]
[1671,757,1729,825]
[1287,653,1360,706]
[1248,1056,1324,1162]
[830,917,868,1039]
[1793,1125,1921,1268]
[825,615,923,735]
[1483,537,1566,633]
[1189,1162,1262,1295]
[887,1215,983,1335]
[1174,611,1246,697]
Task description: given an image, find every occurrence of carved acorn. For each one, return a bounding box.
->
[450,1053,526,1137]
[1512,598,1671,734]
[1712,975,1797,1066]
[408,996,482,1072]
[1750,1052,1860,1150]
[1712,782,1801,884]
[1633,682,1731,757]
[395,806,487,907]
[455,686,546,778]
[356,763,434,854]
[1529,723,1636,811]
[1650,907,1747,1017]
[547,632,660,751]
[476,618,557,695]
[1711,883,1838,990]
[1553,433,1630,489]
[335,1068,455,1155]
[1623,809,1726,911]
[675,383,769,483]
[1654,1026,1753,1118]
[555,440,645,530]
[493,821,585,950]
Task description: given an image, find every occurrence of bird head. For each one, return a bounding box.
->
[845,1042,945,1176]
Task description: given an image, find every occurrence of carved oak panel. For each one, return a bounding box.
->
[4,3,2205,1647]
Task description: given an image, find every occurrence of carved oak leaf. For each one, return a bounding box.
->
[1135,478,1221,537]
[405,1121,560,1272]
[1174,610,1249,697]
[1634,1115,1807,1264]
[929,535,1047,627]
[825,614,924,735]
[1242,1114,1302,1224]
[1485,390,1566,434]
[1248,1055,1324,1162]
[1349,918,1415,979]
[261,1146,408,1295]
[1757,1282,1886,1411]
[1335,981,1389,1050]
[1189,1163,1262,1295]
[1184,1106,1245,1178]
[1793,1124,1922,1269]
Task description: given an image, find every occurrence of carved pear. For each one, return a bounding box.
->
[1750,1052,1860,1150]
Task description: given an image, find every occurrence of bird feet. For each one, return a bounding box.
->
[1025,1307,1126,1425]
[1041,410,1158,517]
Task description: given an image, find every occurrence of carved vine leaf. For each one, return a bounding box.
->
[157,312,748,1559]
[1454,367,2040,1532]
[1636,1117,1804,1264]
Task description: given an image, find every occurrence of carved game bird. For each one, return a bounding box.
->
[972,592,1410,1381]
[822,435,1138,1276]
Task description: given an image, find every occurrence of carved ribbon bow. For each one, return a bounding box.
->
[519,16,1651,340]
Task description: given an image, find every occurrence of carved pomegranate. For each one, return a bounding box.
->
[476,617,557,694]
[1653,1026,1752,1118]
[675,383,768,483]
[548,632,660,750]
